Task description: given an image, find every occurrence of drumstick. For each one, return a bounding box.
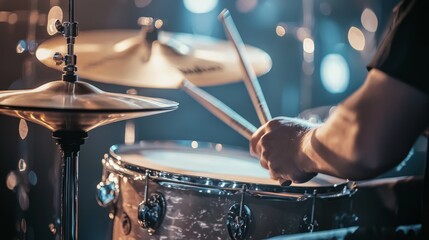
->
[181,79,257,140]
[218,9,272,125]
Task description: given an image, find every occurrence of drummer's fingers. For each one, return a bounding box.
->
[291,172,318,184]
[267,161,284,180]
[267,161,291,184]
[279,179,292,186]
[269,169,292,186]
[268,168,280,180]
[260,157,268,169]
[258,145,271,169]
[250,125,267,156]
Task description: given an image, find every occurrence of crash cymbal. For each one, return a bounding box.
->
[36,30,272,88]
[0,80,178,131]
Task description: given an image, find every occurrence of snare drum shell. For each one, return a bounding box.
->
[105,141,354,239]
[111,176,350,240]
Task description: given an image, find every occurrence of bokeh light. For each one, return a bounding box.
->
[19,119,28,139]
[6,171,18,190]
[276,23,286,37]
[303,38,315,53]
[18,187,29,211]
[134,0,152,8]
[236,0,258,13]
[296,27,310,41]
[29,171,38,186]
[16,40,27,54]
[183,0,218,14]
[361,8,378,32]
[348,26,365,51]
[320,54,349,93]
[8,13,18,25]
[18,158,27,172]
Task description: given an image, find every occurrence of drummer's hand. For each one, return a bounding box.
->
[250,116,318,185]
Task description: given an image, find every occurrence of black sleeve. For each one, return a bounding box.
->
[367,0,429,95]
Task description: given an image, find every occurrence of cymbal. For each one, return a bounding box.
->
[36,30,272,88]
[0,80,178,132]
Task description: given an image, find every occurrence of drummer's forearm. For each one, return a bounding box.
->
[301,132,373,180]
[300,109,385,180]
[302,70,429,180]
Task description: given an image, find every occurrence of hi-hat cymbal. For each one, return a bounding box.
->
[36,30,272,88]
[0,80,178,132]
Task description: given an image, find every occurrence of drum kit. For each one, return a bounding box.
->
[0,1,423,240]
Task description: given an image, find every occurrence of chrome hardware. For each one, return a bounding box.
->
[137,17,161,62]
[55,19,65,34]
[137,170,166,235]
[96,174,119,207]
[335,195,358,228]
[53,52,64,66]
[105,142,357,200]
[300,189,319,232]
[97,157,120,219]
[48,218,61,236]
[227,185,251,240]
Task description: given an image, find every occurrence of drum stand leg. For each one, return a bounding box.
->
[53,130,88,240]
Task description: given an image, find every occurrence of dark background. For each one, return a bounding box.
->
[0,0,426,239]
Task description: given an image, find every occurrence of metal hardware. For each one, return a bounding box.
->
[335,195,359,228]
[55,19,65,34]
[105,141,357,201]
[227,185,251,240]
[53,52,64,66]
[137,170,166,235]
[300,189,319,232]
[96,173,119,207]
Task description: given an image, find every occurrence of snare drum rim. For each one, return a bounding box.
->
[107,140,356,199]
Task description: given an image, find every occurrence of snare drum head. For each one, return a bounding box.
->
[110,140,347,187]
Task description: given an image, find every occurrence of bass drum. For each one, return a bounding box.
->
[96,140,357,240]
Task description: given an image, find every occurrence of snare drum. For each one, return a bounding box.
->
[96,141,357,240]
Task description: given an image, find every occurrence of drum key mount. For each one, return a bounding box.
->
[137,170,166,235]
[227,185,252,240]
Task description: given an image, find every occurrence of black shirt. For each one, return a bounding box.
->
[368,0,429,95]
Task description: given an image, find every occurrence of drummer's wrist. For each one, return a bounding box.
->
[299,128,319,173]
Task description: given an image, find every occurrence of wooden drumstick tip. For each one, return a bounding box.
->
[280,179,292,187]
[218,8,230,21]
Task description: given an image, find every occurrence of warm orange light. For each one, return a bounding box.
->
[348,26,365,51]
[276,24,286,37]
[361,8,378,33]
[303,38,315,53]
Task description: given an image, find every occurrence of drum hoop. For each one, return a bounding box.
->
[107,140,357,200]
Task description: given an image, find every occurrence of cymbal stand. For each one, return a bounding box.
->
[0,1,178,239]
[53,130,87,240]
[53,0,80,238]
[54,0,78,83]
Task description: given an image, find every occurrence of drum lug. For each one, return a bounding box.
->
[96,171,120,207]
[300,214,319,233]
[137,170,166,235]
[335,197,359,227]
[96,157,120,219]
[227,185,251,240]
[300,189,319,232]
